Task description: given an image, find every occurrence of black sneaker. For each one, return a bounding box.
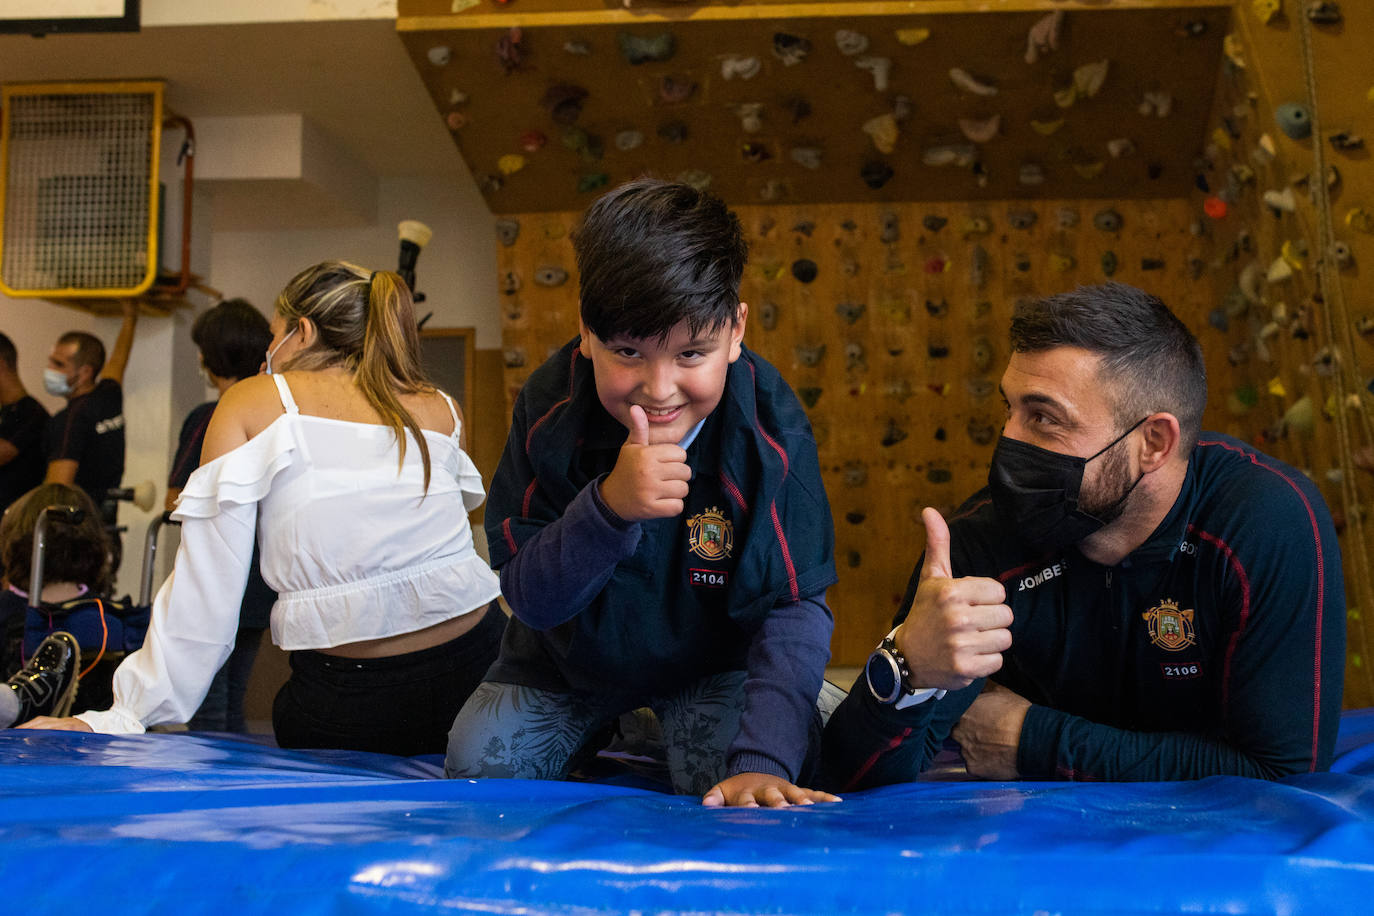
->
[7,631,80,723]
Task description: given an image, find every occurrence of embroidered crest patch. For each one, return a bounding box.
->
[1141,599,1196,652]
[687,506,733,561]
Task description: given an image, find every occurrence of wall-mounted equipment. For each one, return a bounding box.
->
[0,80,164,299]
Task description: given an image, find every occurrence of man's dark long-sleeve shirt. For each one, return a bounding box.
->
[824,434,1345,788]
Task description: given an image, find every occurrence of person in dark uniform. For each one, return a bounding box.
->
[0,333,49,514]
[43,300,138,523]
[823,283,1345,788]
[446,178,840,807]
[167,299,276,733]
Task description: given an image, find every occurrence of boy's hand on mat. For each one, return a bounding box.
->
[15,716,92,732]
[952,681,1029,780]
[895,508,1013,691]
[601,405,692,521]
[702,772,841,808]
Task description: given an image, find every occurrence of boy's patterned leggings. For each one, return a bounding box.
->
[444,673,846,794]
[444,671,746,794]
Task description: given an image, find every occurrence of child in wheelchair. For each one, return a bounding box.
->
[0,483,149,713]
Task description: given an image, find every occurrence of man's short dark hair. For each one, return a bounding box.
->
[192,298,273,381]
[1009,283,1207,451]
[0,333,16,373]
[573,177,747,342]
[56,331,105,377]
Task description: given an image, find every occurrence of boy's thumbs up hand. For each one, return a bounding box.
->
[892,508,1014,691]
[628,403,651,446]
[599,405,692,521]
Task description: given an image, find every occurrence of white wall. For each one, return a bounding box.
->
[144,0,396,26]
[210,174,500,348]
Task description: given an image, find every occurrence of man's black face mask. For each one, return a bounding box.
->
[988,416,1147,551]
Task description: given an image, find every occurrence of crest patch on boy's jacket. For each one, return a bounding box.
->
[687,506,733,561]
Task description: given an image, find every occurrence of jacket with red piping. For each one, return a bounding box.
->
[822,433,1345,788]
[484,338,837,781]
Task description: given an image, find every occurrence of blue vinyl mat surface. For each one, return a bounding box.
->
[3,710,1374,913]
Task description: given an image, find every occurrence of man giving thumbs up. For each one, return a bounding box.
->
[823,283,1344,788]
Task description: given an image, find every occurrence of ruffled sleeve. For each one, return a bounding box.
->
[453,443,487,513]
[172,414,298,519]
[76,420,294,733]
[77,497,257,733]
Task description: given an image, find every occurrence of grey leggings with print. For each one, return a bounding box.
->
[444,670,749,795]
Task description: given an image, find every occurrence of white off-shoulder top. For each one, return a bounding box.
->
[78,374,501,734]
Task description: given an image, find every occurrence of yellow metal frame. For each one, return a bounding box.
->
[0,79,164,299]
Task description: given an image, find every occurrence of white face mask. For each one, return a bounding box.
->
[43,368,73,397]
[264,328,296,375]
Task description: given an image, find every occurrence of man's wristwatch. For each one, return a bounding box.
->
[866,627,947,710]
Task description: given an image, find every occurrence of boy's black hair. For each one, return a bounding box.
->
[1010,282,1208,452]
[192,298,273,381]
[573,177,747,342]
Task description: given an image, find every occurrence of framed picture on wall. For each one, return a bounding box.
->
[1,0,139,34]
[419,327,476,443]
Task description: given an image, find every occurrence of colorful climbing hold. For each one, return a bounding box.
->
[619,31,676,65]
[495,219,520,246]
[1093,209,1123,232]
[1276,103,1313,140]
[949,68,998,97]
[794,344,826,367]
[861,160,894,189]
[772,32,812,67]
[1346,208,1374,234]
[577,172,609,193]
[834,302,866,324]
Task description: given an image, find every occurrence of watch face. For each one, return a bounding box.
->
[866,650,901,704]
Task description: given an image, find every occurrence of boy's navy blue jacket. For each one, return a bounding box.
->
[485,339,837,780]
[823,433,1345,788]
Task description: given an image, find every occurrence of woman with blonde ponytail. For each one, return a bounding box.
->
[19,261,505,756]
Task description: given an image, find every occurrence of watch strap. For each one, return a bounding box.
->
[876,627,947,709]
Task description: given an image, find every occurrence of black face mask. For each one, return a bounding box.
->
[988,417,1147,551]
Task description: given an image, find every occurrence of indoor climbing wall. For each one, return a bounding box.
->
[401,0,1374,704]
[398,0,1235,665]
[1183,1,1374,709]
[397,1,1228,212]
[496,197,1207,664]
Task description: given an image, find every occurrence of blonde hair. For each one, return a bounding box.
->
[274,260,435,489]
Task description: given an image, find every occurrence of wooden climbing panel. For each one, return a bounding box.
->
[1191,3,1374,709]
[497,196,1207,664]
[398,1,1229,213]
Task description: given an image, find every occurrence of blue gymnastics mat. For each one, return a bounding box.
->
[3,711,1374,914]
